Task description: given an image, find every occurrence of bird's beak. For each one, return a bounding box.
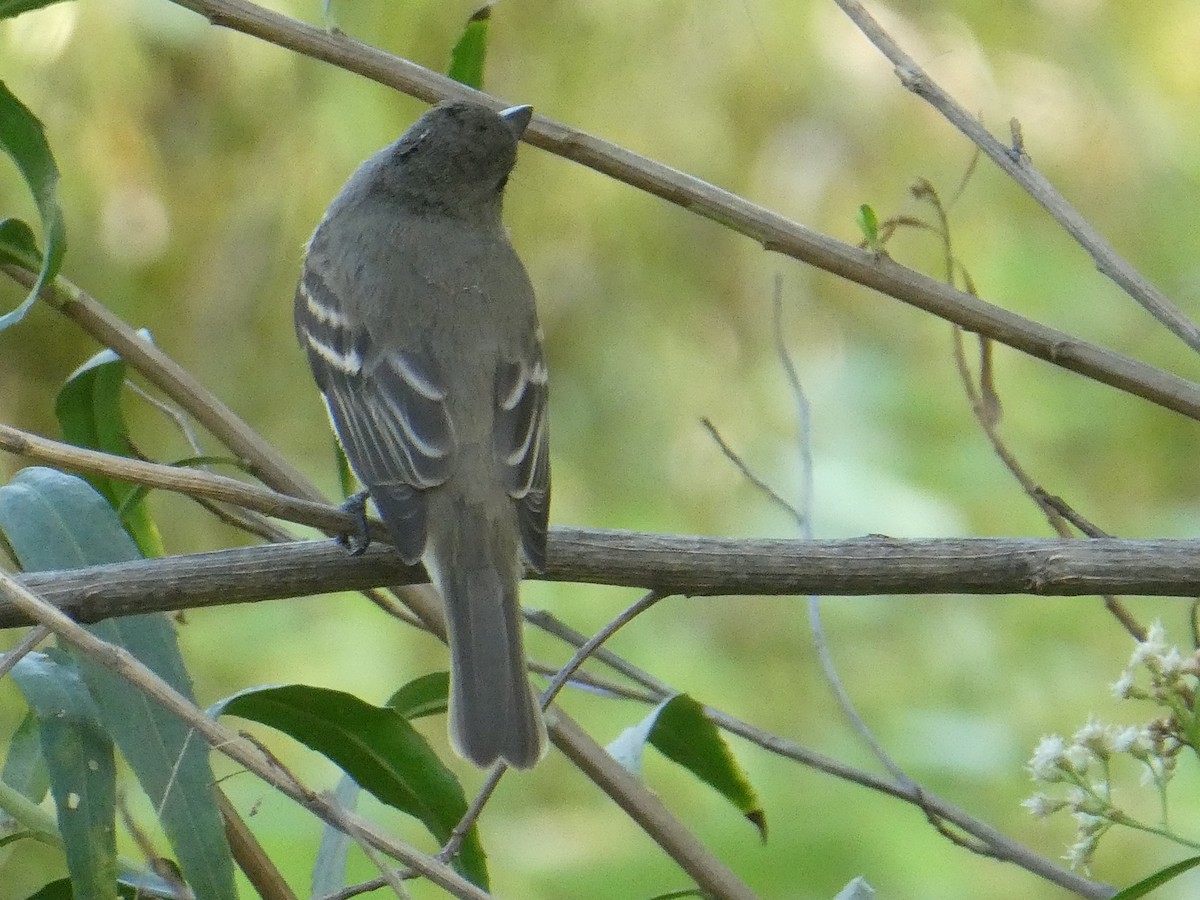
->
[499,105,534,139]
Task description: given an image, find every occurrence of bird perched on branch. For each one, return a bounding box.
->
[295,100,549,769]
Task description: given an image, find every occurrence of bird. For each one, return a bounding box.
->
[294,100,549,769]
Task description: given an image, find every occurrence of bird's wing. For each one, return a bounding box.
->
[295,265,455,564]
[494,347,550,572]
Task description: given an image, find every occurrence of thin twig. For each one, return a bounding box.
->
[527,600,1111,897]
[699,419,804,529]
[771,277,914,786]
[0,625,50,680]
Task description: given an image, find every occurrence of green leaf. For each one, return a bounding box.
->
[385,672,450,720]
[0,81,66,330]
[1111,856,1200,899]
[0,216,41,268]
[1,709,50,807]
[213,684,489,887]
[54,336,165,557]
[0,467,139,571]
[447,6,490,89]
[26,878,73,900]
[28,877,177,900]
[11,650,118,900]
[0,1,74,17]
[856,203,880,251]
[609,694,765,841]
[0,469,237,900]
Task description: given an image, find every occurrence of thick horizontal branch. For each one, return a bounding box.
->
[5,530,1200,628]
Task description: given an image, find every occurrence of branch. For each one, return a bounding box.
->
[142,0,1200,423]
[831,0,1200,355]
[6,533,1200,628]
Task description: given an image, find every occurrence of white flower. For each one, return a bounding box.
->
[1029,735,1067,781]
[1111,670,1135,699]
[1110,725,1149,755]
[1159,647,1184,676]
[1064,833,1099,871]
[1064,743,1092,773]
[1131,620,1167,665]
[1073,717,1110,754]
[1022,794,1063,818]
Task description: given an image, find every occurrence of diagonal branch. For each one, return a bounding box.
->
[144,0,1200,423]
[831,0,1200,355]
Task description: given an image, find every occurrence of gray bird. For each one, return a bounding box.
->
[294,100,549,769]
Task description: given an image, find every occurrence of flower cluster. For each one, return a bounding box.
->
[1022,620,1200,872]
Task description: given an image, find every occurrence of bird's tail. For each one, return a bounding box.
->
[427,504,546,769]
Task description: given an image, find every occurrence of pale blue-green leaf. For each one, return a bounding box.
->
[309,774,360,898]
[11,650,117,900]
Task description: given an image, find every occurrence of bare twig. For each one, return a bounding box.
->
[700,418,804,529]
[770,278,914,786]
[0,625,51,680]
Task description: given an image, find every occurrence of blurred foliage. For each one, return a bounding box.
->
[3,0,1200,897]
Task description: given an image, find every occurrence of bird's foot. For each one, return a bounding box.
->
[336,490,371,556]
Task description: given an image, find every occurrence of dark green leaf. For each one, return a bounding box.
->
[0,1,74,17]
[0,216,40,268]
[11,650,118,900]
[1111,856,1200,899]
[0,469,236,900]
[2,709,50,806]
[447,6,490,89]
[27,876,177,900]
[0,80,66,330]
[214,684,489,887]
[54,337,165,556]
[385,672,449,720]
[610,694,765,841]
[26,878,73,900]
[335,439,355,499]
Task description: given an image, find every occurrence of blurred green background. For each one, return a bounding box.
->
[4,0,1200,896]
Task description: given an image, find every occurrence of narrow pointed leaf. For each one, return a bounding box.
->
[610,694,765,841]
[447,6,490,89]
[385,672,449,720]
[2,708,50,805]
[214,684,488,887]
[55,337,164,556]
[0,81,66,330]
[1111,856,1200,899]
[309,774,360,897]
[11,650,117,900]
